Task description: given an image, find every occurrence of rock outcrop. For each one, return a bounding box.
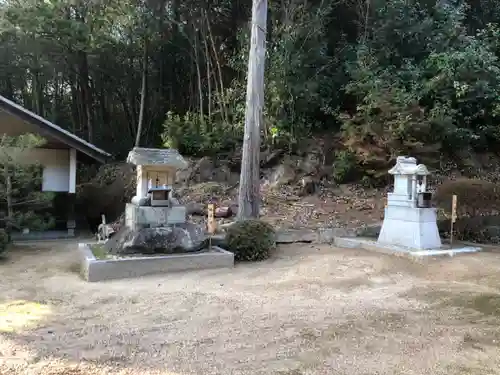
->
[104,222,208,255]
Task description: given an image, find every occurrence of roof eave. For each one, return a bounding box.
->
[0,96,111,163]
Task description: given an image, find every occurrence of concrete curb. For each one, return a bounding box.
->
[79,243,234,282]
[333,237,481,259]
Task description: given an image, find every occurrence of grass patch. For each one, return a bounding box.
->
[90,244,110,260]
[0,300,52,332]
[405,288,500,318]
[469,294,500,317]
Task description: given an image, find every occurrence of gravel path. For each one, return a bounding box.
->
[1,241,500,374]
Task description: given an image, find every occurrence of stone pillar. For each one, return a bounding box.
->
[67,193,76,236]
[135,165,149,199]
[67,148,77,236]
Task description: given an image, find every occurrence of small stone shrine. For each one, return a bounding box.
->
[104,147,208,255]
[126,147,187,230]
[377,156,441,249]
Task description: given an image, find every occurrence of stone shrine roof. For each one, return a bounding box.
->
[126,147,188,169]
[388,156,430,175]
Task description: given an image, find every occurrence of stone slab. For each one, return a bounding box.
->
[334,237,481,258]
[275,228,355,244]
[79,243,234,282]
[125,203,186,230]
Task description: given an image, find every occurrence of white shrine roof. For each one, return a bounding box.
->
[127,147,188,169]
[388,156,430,175]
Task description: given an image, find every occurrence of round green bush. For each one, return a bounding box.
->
[226,220,276,261]
[0,229,10,255]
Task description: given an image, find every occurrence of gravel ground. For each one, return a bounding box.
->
[1,240,500,375]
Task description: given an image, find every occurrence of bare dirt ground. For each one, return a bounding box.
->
[1,240,500,375]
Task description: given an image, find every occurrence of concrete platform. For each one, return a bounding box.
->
[79,243,234,282]
[334,237,481,258]
[11,230,75,242]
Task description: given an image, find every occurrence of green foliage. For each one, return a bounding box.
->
[0,134,55,232]
[226,220,276,262]
[2,0,500,182]
[162,111,243,156]
[332,150,358,183]
[340,0,500,180]
[228,0,338,144]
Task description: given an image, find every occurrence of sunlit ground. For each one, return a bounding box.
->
[0,300,52,333]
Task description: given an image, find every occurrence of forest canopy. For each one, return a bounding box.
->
[1,0,500,176]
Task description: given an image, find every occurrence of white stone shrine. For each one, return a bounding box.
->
[377,156,442,249]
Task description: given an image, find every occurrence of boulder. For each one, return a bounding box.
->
[299,152,322,175]
[298,176,318,196]
[268,162,296,187]
[194,157,215,182]
[260,149,284,168]
[104,222,208,255]
[355,223,382,238]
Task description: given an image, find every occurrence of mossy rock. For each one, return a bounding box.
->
[226,220,276,262]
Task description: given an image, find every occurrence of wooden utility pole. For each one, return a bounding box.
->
[237,0,267,220]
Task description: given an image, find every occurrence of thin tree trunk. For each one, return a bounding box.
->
[33,69,44,115]
[237,0,267,220]
[4,165,12,235]
[68,69,79,133]
[203,30,212,119]
[4,76,13,98]
[79,51,93,142]
[52,70,59,122]
[135,38,148,148]
[193,30,204,119]
[205,10,228,123]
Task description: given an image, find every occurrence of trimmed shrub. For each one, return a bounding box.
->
[226,220,276,261]
[0,229,10,255]
[434,179,500,218]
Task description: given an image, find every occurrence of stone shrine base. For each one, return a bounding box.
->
[78,243,234,282]
[334,237,481,258]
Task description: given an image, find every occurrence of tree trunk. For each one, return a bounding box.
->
[33,69,44,115]
[79,50,93,142]
[135,38,148,148]
[4,165,12,235]
[237,0,267,220]
[205,10,228,123]
[193,30,204,119]
[68,68,79,133]
[203,29,212,119]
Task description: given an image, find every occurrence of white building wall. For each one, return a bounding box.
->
[11,148,73,192]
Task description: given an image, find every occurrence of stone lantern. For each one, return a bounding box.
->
[377,156,441,249]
